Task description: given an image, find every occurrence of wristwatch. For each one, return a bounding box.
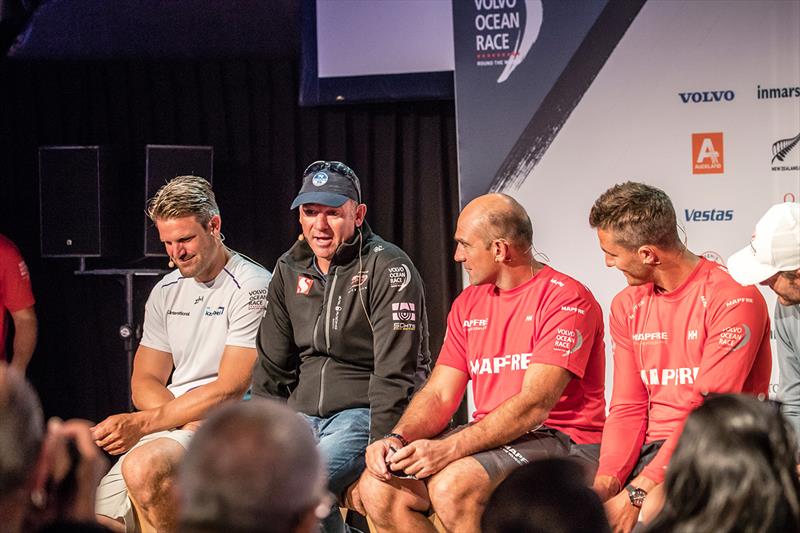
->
[625,484,647,508]
[383,432,409,447]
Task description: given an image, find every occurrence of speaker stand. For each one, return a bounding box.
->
[74,266,168,411]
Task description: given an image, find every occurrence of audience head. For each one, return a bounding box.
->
[481,457,610,533]
[645,394,800,533]
[0,364,44,498]
[178,399,327,533]
[728,202,800,306]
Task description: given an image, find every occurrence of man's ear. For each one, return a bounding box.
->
[638,246,660,266]
[355,203,367,227]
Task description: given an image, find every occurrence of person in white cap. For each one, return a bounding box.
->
[728,202,800,438]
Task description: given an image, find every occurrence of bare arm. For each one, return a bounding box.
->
[92,345,256,454]
[388,363,571,479]
[9,306,36,373]
[143,345,256,431]
[364,365,468,479]
[394,365,470,441]
[130,345,175,410]
[440,362,571,457]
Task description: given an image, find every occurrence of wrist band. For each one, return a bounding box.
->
[383,432,409,447]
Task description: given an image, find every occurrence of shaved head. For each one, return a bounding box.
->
[460,193,533,250]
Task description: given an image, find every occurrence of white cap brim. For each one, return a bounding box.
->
[726,245,779,286]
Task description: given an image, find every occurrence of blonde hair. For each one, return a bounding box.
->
[146,175,219,226]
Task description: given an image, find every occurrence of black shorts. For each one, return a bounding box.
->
[625,440,665,484]
[443,425,601,483]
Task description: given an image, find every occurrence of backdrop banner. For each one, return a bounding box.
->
[453,0,800,402]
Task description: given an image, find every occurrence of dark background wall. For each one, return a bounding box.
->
[0,25,461,422]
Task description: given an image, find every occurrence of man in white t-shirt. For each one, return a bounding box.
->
[93,176,271,532]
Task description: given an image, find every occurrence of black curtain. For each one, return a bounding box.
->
[0,58,461,423]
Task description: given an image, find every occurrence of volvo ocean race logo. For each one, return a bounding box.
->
[472,0,543,83]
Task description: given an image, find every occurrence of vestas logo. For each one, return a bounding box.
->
[684,209,733,222]
[472,0,543,84]
[678,90,735,103]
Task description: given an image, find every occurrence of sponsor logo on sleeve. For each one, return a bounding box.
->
[463,318,489,331]
[388,264,411,291]
[17,260,30,279]
[687,329,698,341]
[640,367,700,386]
[392,302,416,331]
[560,305,585,315]
[373,245,384,253]
[725,297,753,307]
[692,132,724,174]
[248,288,268,310]
[719,324,751,351]
[296,276,314,295]
[549,278,565,288]
[554,328,583,356]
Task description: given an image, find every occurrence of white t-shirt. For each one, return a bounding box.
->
[140,254,270,397]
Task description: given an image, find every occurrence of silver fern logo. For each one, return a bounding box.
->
[771,133,800,172]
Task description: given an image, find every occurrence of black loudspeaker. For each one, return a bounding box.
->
[144,145,214,256]
[39,146,115,257]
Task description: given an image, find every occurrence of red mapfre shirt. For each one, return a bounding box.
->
[598,258,772,485]
[0,234,35,361]
[437,265,606,444]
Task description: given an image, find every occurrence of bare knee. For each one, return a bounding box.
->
[428,460,490,525]
[359,472,428,526]
[121,439,184,508]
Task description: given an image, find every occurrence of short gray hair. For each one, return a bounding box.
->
[146,175,219,226]
[179,399,323,533]
[0,365,44,497]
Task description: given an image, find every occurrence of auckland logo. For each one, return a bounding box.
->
[472,0,543,83]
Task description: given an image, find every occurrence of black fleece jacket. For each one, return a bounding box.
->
[251,222,430,440]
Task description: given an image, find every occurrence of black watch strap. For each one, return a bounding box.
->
[383,432,409,447]
[625,484,647,508]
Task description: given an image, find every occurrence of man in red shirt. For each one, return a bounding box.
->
[357,193,606,533]
[589,182,771,533]
[0,234,36,373]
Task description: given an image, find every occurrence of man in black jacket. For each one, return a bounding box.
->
[251,161,430,532]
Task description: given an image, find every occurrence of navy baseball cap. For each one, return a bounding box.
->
[290,160,362,209]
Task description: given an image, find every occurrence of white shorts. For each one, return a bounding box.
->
[95,429,194,532]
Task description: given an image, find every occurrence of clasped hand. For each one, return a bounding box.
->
[365,438,455,481]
